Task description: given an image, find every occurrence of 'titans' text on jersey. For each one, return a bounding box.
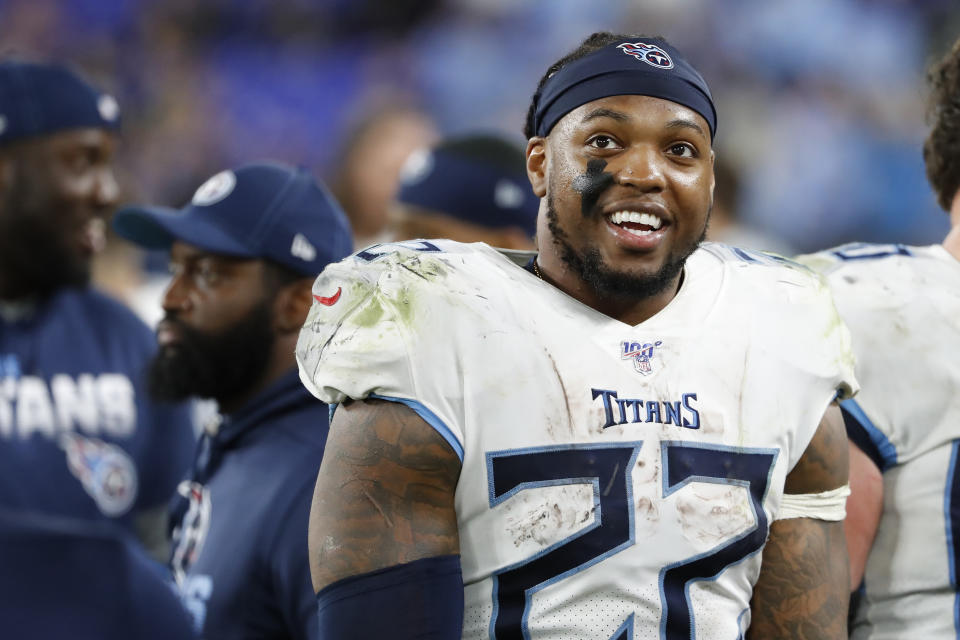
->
[0,289,194,526]
[798,242,960,639]
[297,240,857,639]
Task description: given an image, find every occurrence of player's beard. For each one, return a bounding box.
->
[545,193,708,300]
[0,175,90,299]
[147,300,275,406]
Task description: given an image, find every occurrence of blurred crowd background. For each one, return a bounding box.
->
[2,0,958,310]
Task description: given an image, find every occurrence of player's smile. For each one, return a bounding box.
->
[601,199,671,251]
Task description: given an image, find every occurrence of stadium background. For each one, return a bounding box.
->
[3,0,958,296]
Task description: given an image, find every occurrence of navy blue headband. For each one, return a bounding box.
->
[397,148,539,236]
[534,38,716,139]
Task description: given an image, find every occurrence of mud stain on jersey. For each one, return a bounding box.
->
[352,297,385,328]
[822,301,856,389]
[545,350,575,438]
[736,348,750,448]
[634,448,661,539]
[675,484,753,552]
[505,486,594,548]
[393,252,449,280]
[634,494,660,540]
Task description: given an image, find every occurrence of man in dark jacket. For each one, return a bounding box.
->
[113,162,352,639]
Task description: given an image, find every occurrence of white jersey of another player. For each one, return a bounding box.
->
[798,242,960,639]
[298,239,856,639]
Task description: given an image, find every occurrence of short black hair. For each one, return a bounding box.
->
[523,32,660,140]
[924,37,960,212]
[434,134,525,174]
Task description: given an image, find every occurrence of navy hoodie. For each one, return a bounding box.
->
[169,368,329,639]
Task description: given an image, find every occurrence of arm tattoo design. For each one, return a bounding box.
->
[747,519,848,639]
[748,403,850,638]
[308,399,462,592]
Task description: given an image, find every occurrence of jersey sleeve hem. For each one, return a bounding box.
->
[840,398,897,471]
[369,394,464,461]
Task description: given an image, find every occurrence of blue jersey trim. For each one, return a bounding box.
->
[735,607,750,640]
[610,612,634,639]
[839,398,897,471]
[368,394,463,461]
[945,441,960,636]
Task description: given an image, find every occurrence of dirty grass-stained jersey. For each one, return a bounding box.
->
[798,242,960,640]
[297,240,857,639]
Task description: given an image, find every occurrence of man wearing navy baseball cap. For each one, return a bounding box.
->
[0,60,195,638]
[113,161,351,639]
[0,55,196,594]
[391,133,540,250]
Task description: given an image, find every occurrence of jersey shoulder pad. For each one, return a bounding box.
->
[295,239,504,407]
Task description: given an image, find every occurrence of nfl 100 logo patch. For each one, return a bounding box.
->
[621,340,663,375]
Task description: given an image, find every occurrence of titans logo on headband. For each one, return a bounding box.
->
[617,42,674,69]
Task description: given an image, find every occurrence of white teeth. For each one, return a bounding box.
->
[608,210,662,229]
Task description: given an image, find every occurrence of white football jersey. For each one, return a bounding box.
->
[298,239,857,640]
[798,242,960,639]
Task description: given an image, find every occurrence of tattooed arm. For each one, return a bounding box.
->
[308,398,461,592]
[747,403,849,639]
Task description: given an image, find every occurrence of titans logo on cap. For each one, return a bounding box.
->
[617,42,674,69]
[192,170,237,207]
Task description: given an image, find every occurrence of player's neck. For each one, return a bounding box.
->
[945,191,960,262]
[943,224,960,262]
[534,255,682,326]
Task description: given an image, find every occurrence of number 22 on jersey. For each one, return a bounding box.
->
[486,441,778,639]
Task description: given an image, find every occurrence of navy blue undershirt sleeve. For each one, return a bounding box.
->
[316,555,463,639]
